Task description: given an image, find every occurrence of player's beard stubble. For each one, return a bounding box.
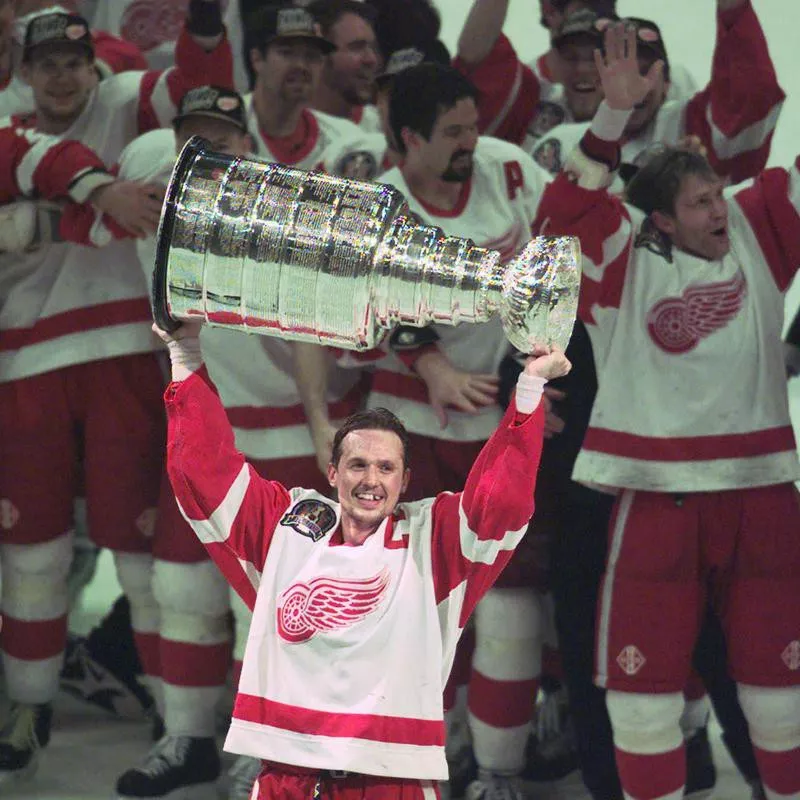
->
[441,149,474,183]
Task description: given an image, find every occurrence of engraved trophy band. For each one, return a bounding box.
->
[152,137,581,353]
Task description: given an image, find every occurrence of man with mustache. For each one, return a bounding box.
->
[242,4,383,179]
[366,62,553,800]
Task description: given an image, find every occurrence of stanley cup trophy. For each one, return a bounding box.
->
[152,137,581,353]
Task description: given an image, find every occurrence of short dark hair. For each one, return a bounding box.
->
[331,407,410,467]
[625,147,718,217]
[389,63,478,155]
[307,0,377,39]
[363,0,441,61]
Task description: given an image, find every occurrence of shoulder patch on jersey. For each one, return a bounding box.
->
[634,216,673,263]
[532,137,562,175]
[528,101,567,140]
[335,150,378,180]
[281,499,337,542]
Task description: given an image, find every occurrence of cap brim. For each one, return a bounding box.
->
[172,110,248,135]
[552,30,603,50]
[271,33,336,54]
[23,39,93,62]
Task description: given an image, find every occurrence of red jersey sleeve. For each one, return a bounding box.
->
[429,400,545,624]
[454,34,542,145]
[93,30,148,74]
[733,156,800,292]
[0,127,114,205]
[165,366,292,608]
[683,0,785,183]
[136,28,234,133]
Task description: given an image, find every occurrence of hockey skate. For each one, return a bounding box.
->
[465,771,529,800]
[116,734,221,800]
[0,702,52,784]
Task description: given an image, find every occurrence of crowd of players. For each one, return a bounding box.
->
[0,1,797,799]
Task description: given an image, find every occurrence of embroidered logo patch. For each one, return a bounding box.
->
[281,499,337,542]
[616,645,646,676]
[532,137,562,175]
[277,570,391,643]
[335,150,378,180]
[528,101,566,139]
[646,270,747,354]
[782,640,800,671]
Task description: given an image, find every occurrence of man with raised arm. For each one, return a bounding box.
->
[157,317,570,800]
[534,21,800,800]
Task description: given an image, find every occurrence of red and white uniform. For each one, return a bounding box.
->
[165,364,545,780]
[350,103,383,135]
[0,31,231,383]
[245,95,386,182]
[373,137,549,443]
[534,116,800,800]
[530,1,783,186]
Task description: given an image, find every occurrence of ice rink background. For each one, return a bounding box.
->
[8,1,799,798]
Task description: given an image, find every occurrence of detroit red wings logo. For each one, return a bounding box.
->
[121,0,228,53]
[276,570,391,643]
[646,271,747,354]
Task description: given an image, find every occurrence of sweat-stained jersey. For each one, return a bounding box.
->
[371,137,550,442]
[535,147,800,493]
[457,35,698,156]
[0,31,231,383]
[529,1,783,187]
[116,127,367,464]
[165,364,545,779]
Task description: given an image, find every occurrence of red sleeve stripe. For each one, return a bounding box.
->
[458,500,527,555]
[580,213,632,284]
[583,425,796,461]
[149,69,181,129]
[234,694,445,746]
[175,462,251,544]
[14,131,59,194]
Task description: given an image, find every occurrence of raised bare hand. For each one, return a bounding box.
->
[594,22,664,111]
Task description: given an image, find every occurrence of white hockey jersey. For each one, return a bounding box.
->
[536,147,800,493]
[165,364,546,778]
[0,32,231,383]
[117,124,368,464]
[371,137,549,442]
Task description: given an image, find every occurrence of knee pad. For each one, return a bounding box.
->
[154,560,230,644]
[473,588,543,680]
[475,587,543,641]
[737,684,800,751]
[1,533,73,615]
[114,552,158,632]
[606,690,684,755]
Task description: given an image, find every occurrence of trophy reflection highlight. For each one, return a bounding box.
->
[152,137,581,353]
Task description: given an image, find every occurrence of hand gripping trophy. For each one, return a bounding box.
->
[152,137,581,352]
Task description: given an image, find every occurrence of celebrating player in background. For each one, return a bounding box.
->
[0,1,231,786]
[535,22,800,800]
[158,312,569,800]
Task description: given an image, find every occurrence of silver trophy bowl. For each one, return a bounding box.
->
[152,137,581,353]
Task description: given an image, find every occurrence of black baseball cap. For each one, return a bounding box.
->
[255,5,335,54]
[173,86,248,134]
[552,8,617,50]
[376,39,451,88]
[23,12,94,62]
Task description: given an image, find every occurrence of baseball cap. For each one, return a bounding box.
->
[552,8,617,50]
[376,39,451,87]
[173,86,249,134]
[255,5,335,53]
[623,18,669,68]
[22,12,93,62]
